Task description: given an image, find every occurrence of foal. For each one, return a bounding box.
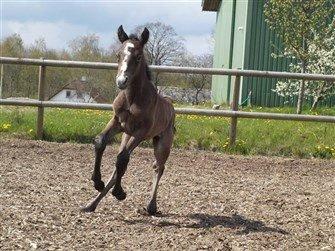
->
[81,26,175,215]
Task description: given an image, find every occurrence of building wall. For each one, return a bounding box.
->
[210,0,286,106]
[211,0,234,105]
[50,89,97,103]
[242,0,294,107]
[211,0,335,107]
[242,0,335,107]
[230,0,249,103]
[211,0,248,105]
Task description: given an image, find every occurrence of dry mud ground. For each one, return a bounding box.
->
[0,139,334,250]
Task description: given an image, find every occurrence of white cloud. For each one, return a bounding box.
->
[184,34,214,55]
[1,1,216,55]
[2,20,214,55]
[2,20,91,49]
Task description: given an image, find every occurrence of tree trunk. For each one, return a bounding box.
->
[296,59,306,114]
[296,81,305,114]
[311,82,326,111]
[296,38,307,114]
[0,64,3,99]
[311,97,320,110]
[194,89,200,105]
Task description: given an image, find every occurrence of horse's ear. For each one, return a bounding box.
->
[140,27,149,45]
[117,25,128,43]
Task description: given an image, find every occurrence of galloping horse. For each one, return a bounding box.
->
[81,25,175,215]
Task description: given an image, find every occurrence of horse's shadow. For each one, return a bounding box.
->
[123,212,288,235]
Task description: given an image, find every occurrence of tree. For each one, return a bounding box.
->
[264,0,334,113]
[274,19,335,109]
[1,33,25,57]
[68,34,104,91]
[179,53,213,105]
[21,39,47,97]
[0,34,25,97]
[68,34,118,101]
[68,34,103,62]
[0,33,119,101]
[28,38,47,58]
[134,22,186,86]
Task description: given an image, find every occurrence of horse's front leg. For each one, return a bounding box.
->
[111,133,145,201]
[92,116,121,192]
[80,133,144,213]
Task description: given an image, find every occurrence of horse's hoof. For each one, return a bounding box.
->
[146,204,157,216]
[137,207,162,216]
[137,207,150,216]
[93,180,105,192]
[80,205,96,213]
[112,187,127,201]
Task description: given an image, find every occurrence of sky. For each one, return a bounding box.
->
[1,0,216,55]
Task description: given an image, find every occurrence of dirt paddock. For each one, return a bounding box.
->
[0,139,334,250]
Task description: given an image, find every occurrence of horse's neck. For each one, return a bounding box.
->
[125,62,156,107]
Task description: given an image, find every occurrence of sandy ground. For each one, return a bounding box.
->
[0,139,334,250]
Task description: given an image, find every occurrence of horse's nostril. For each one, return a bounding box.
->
[116,75,128,89]
[122,76,128,84]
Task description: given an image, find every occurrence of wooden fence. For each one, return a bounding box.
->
[1,57,335,145]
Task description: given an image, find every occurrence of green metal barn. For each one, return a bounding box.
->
[202,0,334,107]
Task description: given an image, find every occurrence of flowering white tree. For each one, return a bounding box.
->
[264,0,334,113]
[274,20,335,110]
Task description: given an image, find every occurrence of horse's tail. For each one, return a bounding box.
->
[172,109,176,134]
[164,96,176,134]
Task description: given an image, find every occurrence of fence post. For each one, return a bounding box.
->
[0,64,4,99]
[229,75,241,146]
[37,59,46,140]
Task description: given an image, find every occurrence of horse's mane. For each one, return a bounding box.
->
[145,64,152,81]
[128,34,152,81]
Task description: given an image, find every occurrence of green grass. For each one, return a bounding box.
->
[0,106,334,159]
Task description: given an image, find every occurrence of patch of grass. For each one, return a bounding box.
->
[0,105,334,159]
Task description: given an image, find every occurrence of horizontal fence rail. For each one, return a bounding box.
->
[2,57,335,81]
[0,57,334,144]
[1,99,335,123]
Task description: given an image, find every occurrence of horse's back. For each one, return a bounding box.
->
[148,94,175,136]
[158,94,175,119]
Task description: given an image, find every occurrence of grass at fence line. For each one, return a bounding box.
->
[0,105,334,159]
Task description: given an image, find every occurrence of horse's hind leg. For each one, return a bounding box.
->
[92,116,121,192]
[147,128,173,215]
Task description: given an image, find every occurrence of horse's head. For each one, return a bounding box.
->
[115,25,149,90]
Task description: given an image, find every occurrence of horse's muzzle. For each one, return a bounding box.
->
[116,76,128,90]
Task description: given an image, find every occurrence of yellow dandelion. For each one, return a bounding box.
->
[3,123,11,129]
